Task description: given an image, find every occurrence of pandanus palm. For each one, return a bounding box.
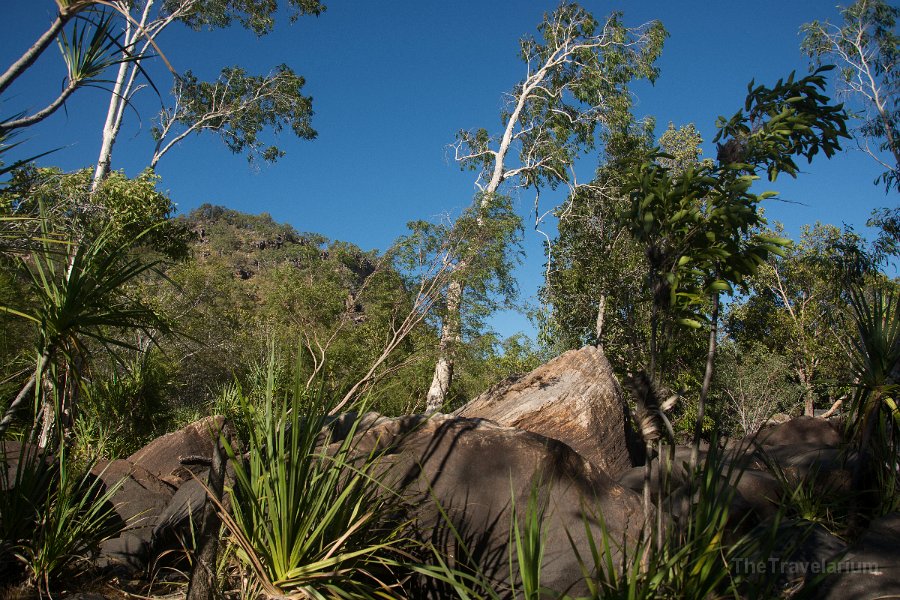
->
[846,283,900,514]
[0,213,168,445]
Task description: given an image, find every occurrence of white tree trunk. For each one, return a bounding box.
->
[426,279,462,412]
[92,45,131,190]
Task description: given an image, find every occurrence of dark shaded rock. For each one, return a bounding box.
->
[617,445,781,526]
[734,520,849,593]
[128,416,226,486]
[816,512,900,598]
[96,532,150,572]
[92,459,175,529]
[91,459,176,572]
[350,413,644,597]
[0,440,54,491]
[756,416,842,448]
[151,476,208,554]
[455,345,642,479]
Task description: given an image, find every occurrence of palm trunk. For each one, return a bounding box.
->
[0,13,71,95]
[691,292,719,472]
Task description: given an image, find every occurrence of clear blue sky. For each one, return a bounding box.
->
[2,1,895,340]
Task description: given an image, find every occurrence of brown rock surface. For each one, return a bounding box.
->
[91,458,177,571]
[454,345,641,478]
[349,413,644,597]
[755,415,842,448]
[127,415,225,486]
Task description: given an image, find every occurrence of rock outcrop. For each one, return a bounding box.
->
[455,345,642,478]
[337,413,645,597]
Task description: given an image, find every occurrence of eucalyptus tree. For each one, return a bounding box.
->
[542,121,712,383]
[727,223,872,417]
[424,2,666,411]
[623,67,849,464]
[90,0,324,189]
[149,64,315,169]
[802,0,899,191]
[0,1,324,189]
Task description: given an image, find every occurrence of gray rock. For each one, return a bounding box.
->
[816,512,900,598]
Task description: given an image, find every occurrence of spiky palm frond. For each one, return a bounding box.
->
[57,11,124,87]
[845,284,900,439]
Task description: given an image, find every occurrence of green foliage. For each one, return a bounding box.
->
[763,455,853,536]
[714,342,800,437]
[219,354,406,598]
[72,350,173,459]
[509,485,551,600]
[845,283,900,515]
[175,0,326,36]
[455,4,665,193]
[0,207,169,440]
[727,223,871,414]
[543,120,716,389]
[154,64,316,165]
[0,445,125,592]
[713,66,849,181]
[868,206,900,268]
[575,443,798,599]
[151,204,433,415]
[1,167,187,259]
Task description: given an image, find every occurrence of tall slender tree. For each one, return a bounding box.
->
[424,2,666,411]
[623,67,850,466]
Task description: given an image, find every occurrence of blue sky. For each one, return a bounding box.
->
[2,1,894,339]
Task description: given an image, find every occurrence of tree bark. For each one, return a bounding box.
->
[425,279,461,412]
[595,294,606,344]
[691,292,719,472]
[800,372,816,416]
[0,82,78,134]
[92,41,132,190]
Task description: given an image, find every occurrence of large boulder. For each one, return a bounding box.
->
[755,416,842,448]
[342,413,645,597]
[127,415,228,487]
[454,345,642,478]
[95,416,236,572]
[617,445,782,527]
